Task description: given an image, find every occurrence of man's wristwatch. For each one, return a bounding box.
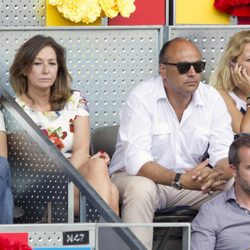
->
[171,173,182,190]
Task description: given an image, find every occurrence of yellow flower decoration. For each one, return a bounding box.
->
[49,0,136,23]
[99,0,119,18]
[117,0,136,17]
[49,0,101,24]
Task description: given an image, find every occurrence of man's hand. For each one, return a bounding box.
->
[180,160,227,193]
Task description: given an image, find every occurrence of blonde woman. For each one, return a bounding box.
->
[210,30,250,134]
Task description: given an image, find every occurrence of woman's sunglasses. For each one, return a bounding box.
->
[161,61,206,74]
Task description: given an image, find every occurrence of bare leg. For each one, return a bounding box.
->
[74,158,119,216]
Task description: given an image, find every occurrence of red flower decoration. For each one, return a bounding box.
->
[0,237,32,250]
[49,134,64,150]
[61,131,67,139]
[69,118,74,133]
[214,0,250,17]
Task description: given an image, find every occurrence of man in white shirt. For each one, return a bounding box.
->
[109,37,234,249]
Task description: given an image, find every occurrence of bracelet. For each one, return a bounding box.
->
[247,103,250,108]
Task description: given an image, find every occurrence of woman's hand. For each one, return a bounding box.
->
[230,62,250,95]
[90,151,110,165]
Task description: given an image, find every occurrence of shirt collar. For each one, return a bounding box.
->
[155,76,168,100]
[191,84,205,107]
[157,76,204,107]
[225,185,236,202]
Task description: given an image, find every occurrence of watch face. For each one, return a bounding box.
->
[171,181,181,190]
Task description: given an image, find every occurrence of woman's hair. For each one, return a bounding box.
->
[9,34,72,111]
[210,30,250,92]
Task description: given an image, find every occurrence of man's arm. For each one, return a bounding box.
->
[214,158,233,181]
[208,90,234,177]
[191,202,217,250]
[137,159,223,191]
[191,89,234,189]
[137,161,175,185]
[190,158,231,192]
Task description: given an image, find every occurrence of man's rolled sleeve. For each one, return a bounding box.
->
[209,93,234,166]
[120,93,154,175]
[125,149,153,175]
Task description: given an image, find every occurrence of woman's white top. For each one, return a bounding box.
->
[229,91,246,114]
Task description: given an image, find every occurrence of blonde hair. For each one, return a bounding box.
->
[9,35,72,111]
[210,30,250,92]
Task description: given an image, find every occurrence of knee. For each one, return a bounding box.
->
[123,176,157,205]
[85,158,109,176]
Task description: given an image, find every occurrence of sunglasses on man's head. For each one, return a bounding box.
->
[161,61,206,74]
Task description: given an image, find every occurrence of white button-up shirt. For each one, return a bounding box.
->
[109,76,234,175]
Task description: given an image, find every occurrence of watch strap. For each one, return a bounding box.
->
[174,173,182,182]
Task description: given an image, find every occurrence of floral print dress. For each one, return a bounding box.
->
[15,90,89,158]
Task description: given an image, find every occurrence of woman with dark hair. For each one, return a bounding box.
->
[9,34,119,215]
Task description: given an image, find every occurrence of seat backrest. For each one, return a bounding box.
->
[90,125,119,158]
